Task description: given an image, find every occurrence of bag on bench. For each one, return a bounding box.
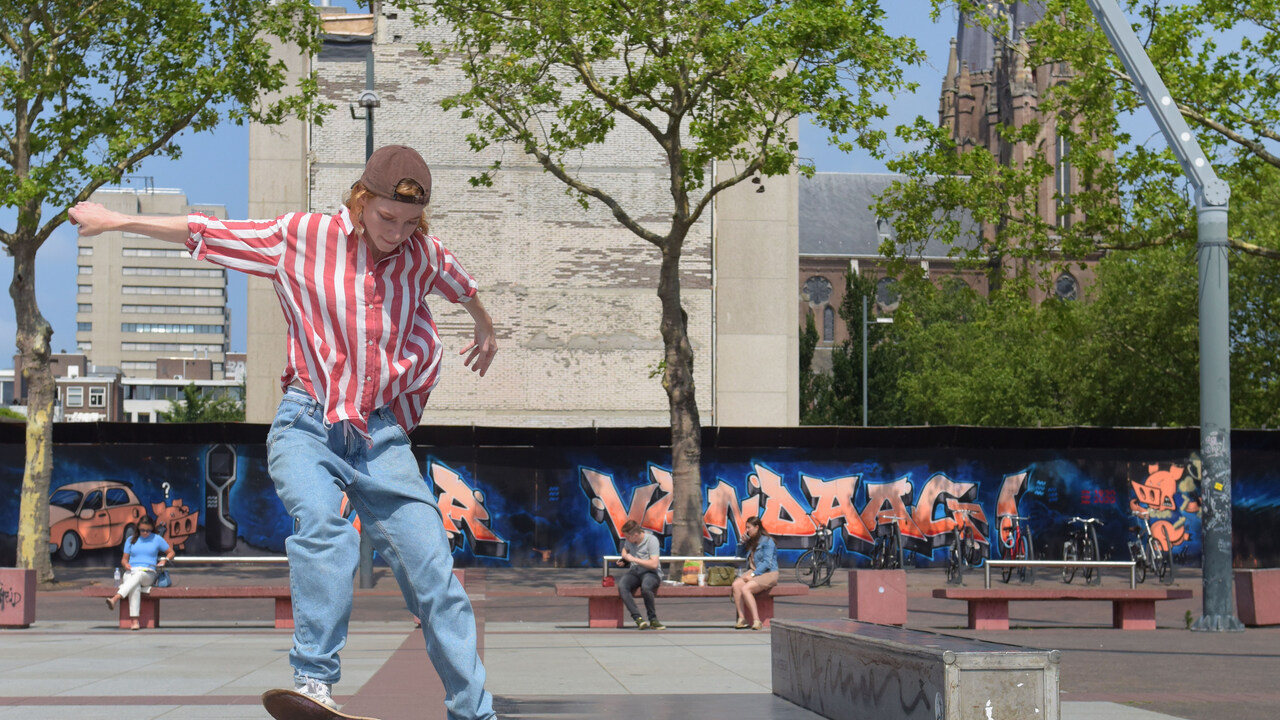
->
[706,566,737,586]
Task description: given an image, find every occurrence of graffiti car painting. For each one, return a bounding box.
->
[48,481,147,560]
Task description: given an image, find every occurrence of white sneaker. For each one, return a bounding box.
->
[294,677,337,710]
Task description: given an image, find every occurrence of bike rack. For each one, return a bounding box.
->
[984,560,1138,589]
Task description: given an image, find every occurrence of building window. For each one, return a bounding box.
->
[137,412,152,423]
[78,284,92,294]
[77,322,92,331]
[123,247,188,258]
[876,278,900,309]
[89,387,106,408]
[822,306,835,342]
[121,323,225,334]
[76,341,92,352]
[121,304,222,315]
[1054,272,1079,301]
[77,303,92,313]
[803,276,833,305]
[77,265,93,275]
[78,246,93,256]
[121,266,224,278]
[66,387,83,408]
[122,286,224,297]
[121,342,223,353]
[1055,130,1073,229]
[121,361,158,373]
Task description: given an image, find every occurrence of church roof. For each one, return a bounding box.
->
[956,1,1047,72]
[799,173,979,260]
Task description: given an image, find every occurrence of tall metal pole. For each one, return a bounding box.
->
[861,295,868,426]
[357,46,377,591]
[1086,0,1242,631]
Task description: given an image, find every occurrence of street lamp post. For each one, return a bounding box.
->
[862,294,893,426]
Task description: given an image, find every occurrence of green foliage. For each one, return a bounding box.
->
[157,383,245,423]
[0,0,328,248]
[415,0,924,240]
[0,407,25,422]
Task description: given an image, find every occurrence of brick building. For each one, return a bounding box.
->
[244,3,798,428]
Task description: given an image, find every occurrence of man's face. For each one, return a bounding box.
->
[625,531,644,546]
[360,195,423,256]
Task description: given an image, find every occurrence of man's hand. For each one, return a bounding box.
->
[68,202,123,237]
[460,294,497,376]
[615,560,626,568]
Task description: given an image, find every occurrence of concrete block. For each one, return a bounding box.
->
[847,569,907,625]
[0,568,36,628]
[1235,568,1280,626]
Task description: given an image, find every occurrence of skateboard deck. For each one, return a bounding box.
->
[262,688,379,720]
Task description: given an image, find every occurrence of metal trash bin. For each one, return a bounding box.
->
[772,619,1060,720]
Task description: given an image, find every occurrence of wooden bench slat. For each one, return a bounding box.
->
[82,585,293,630]
[932,587,1193,631]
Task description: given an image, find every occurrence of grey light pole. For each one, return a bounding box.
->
[1086,0,1242,631]
[350,49,381,590]
[862,295,893,426]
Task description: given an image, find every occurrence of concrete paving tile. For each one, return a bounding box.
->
[154,705,267,718]
[484,646,626,696]
[1062,702,1189,720]
[0,706,180,720]
[482,632,585,649]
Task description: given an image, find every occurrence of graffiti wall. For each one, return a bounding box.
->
[1,425,1278,568]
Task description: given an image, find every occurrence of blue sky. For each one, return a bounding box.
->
[0,3,958,369]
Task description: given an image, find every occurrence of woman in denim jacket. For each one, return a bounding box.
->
[733,516,779,630]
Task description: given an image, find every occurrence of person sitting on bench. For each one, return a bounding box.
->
[105,516,175,630]
[615,520,665,630]
[733,516,779,630]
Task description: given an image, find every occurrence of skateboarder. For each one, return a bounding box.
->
[69,145,498,720]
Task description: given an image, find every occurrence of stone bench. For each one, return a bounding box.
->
[83,585,293,630]
[555,582,808,628]
[772,619,1060,720]
[933,587,1193,630]
[1235,569,1280,626]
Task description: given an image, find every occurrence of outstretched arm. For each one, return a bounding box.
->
[459,293,497,377]
[68,202,188,243]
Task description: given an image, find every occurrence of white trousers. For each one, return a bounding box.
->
[117,568,156,617]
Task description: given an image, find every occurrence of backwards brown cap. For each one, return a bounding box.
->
[357,145,431,205]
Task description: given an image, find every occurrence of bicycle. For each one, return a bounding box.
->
[795,526,841,587]
[945,507,984,584]
[870,512,904,570]
[996,513,1035,584]
[1129,510,1174,585]
[1061,516,1102,584]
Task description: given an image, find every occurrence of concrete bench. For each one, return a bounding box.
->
[933,587,1193,630]
[772,619,1060,720]
[555,582,808,628]
[83,585,293,630]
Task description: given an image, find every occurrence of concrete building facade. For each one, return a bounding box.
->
[244,5,798,428]
[76,188,231,379]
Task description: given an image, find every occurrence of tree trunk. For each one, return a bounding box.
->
[657,237,703,557]
[10,239,55,584]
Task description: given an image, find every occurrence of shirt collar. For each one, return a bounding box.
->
[338,205,356,236]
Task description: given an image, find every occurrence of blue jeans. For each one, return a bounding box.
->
[267,388,495,720]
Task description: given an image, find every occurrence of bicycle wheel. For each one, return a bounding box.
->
[1130,541,1148,584]
[1023,532,1036,584]
[1082,527,1099,585]
[818,550,837,586]
[888,531,902,570]
[1013,533,1032,583]
[1153,540,1174,585]
[795,550,819,587]
[1062,542,1078,583]
[871,537,887,570]
[1001,539,1014,584]
[945,536,962,583]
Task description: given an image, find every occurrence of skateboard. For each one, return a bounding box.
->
[261,688,379,720]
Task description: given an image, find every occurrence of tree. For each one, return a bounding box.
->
[1,0,326,584]
[158,383,246,423]
[413,0,922,553]
[869,0,1279,427]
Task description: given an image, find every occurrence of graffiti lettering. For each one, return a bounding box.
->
[429,460,509,559]
[913,473,988,551]
[750,464,817,549]
[0,583,21,611]
[994,470,1030,547]
[861,477,923,555]
[703,480,760,551]
[579,464,673,547]
[801,473,872,551]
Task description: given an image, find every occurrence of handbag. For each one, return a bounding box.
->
[154,569,172,588]
[706,565,737,586]
[681,559,704,585]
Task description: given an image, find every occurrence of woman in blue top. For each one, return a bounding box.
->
[733,516,779,630]
[105,516,175,630]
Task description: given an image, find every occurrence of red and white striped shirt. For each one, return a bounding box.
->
[186,206,477,436]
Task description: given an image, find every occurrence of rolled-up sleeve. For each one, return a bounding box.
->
[426,235,478,303]
[186,212,287,279]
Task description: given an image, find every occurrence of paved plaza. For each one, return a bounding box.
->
[1,565,1275,719]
